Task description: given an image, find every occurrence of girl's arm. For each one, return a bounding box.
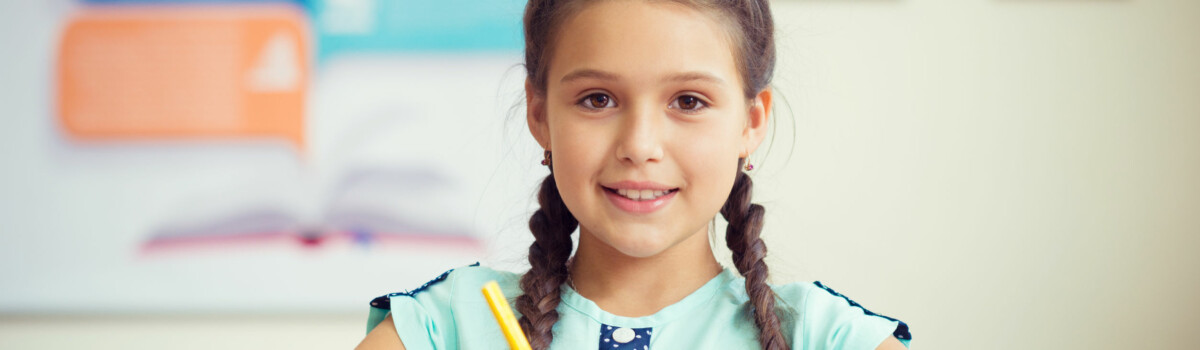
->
[876,336,908,350]
[355,314,407,350]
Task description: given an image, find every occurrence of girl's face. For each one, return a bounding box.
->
[528,0,770,259]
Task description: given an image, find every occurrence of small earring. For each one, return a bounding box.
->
[744,161,754,171]
[541,150,552,167]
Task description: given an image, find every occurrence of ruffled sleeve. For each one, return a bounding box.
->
[365,263,525,350]
[365,263,480,350]
[778,281,912,350]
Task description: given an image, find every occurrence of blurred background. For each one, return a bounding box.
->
[0,0,1196,349]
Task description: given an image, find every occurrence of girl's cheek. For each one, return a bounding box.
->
[673,118,741,158]
[672,118,744,190]
[551,118,610,181]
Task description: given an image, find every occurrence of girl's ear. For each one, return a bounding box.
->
[526,79,552,149]
[741,88,772,157]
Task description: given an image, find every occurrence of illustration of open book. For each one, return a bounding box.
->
[139,165,483,256]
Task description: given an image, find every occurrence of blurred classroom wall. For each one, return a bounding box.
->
[1,0,1197,349]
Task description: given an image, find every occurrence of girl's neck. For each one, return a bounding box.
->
[568,226,724,318]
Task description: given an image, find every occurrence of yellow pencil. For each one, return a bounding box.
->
[482,281,533,350]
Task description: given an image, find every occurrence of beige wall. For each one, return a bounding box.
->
[757,0,1200,349]
[1,0,1197,349]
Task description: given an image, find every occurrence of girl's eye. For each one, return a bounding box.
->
[578,93,616,109]
[670,95,707,112]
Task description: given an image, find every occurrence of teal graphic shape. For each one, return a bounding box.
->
[312,0,525,58]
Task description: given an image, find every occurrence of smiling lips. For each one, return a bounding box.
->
[601,181,679,214]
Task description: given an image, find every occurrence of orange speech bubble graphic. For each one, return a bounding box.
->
[57,5,309,148]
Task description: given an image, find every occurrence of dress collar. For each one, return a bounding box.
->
[557,268,737,328]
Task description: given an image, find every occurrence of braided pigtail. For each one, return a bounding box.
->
[721,160,789,350]
[515,174,578,350]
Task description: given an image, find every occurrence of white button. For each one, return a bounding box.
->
[613,327,635,343]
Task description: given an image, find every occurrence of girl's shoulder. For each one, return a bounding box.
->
[747,278,913,349]
[367,263,520,312]
[365,263,521,349]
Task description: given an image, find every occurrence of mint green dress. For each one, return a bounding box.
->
[366,264,911,350]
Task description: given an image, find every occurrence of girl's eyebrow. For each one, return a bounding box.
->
[559,69,725,86]
[665,71,726,86]
[560,68,619,84]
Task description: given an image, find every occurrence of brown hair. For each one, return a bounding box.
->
[515,0,785,349]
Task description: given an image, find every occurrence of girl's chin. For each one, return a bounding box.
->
[579,221,708,259]
[596,231,676,258]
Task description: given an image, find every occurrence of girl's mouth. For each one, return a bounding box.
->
[601,186,679,214]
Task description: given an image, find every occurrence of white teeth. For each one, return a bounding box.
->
[614,188,672,201]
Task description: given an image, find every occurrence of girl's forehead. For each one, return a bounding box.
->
[546,0,741,89]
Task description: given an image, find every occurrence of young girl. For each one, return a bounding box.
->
[357,0,911,349]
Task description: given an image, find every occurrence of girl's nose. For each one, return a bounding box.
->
[614,102,665,166]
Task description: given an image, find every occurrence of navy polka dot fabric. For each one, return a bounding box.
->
[598,323,652,349]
